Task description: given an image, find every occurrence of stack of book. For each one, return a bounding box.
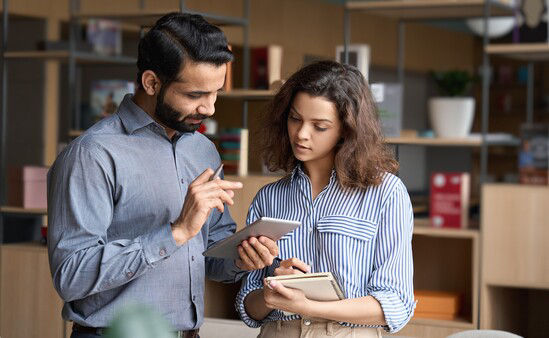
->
[219,128,248,176]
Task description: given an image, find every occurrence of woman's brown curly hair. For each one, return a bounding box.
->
[259,60,398,189]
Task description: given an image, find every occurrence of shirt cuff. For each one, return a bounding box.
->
[369,290,415,333]
[141,223,179,265]
[235,282,282,328]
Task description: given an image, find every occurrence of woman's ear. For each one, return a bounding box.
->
[141,70,160,96]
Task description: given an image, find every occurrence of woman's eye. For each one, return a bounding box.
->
[186,93,201,99]
[289,115,300,121]
[315,126,328,132]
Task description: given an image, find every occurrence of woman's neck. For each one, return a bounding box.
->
[302,156,334,200]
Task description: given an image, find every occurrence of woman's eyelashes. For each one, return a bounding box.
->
[288,115,328,132]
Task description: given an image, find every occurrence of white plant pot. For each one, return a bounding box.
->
[428,97,475,138]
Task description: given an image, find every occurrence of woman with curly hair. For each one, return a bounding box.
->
[235,60,415,337]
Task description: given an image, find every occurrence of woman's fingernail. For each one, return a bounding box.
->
[266,280,273,290]
[270,280,277,287]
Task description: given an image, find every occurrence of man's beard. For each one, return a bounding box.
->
[155,90,208,133]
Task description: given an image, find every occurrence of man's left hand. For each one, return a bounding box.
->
[236,236,278,270]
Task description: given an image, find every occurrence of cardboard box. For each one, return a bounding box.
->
[414,290,461,320]
[8,166,49,209]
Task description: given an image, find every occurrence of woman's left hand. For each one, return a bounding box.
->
[263,278,312,315]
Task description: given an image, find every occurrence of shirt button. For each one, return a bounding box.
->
[308,228,313,233]
[303,319,311,326]
[191,256,195,261]
[159,248,166,256]
[192,295,196,301]
[126,271,134,278]
[180,178,185,184]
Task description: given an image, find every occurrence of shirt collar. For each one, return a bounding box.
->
[117,94,157,135]
[290,163,338,186]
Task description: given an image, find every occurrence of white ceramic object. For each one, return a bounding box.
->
[428,97,475,138]
[466,17,515,38]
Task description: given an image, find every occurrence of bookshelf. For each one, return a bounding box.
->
[343,1,528,336]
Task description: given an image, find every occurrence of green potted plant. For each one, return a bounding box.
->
[429,70,477,138]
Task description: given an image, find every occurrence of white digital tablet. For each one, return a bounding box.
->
[202,217,301,259]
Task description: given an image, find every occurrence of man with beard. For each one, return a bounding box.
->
[47,13,278,338]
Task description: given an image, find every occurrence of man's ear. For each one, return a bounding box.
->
[141,70,161,96]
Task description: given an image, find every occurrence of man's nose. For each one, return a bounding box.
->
[198,95,216,116]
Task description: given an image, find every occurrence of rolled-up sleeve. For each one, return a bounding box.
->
[367,180,415,333]
[47,143,179,302]
[204,186,243,283]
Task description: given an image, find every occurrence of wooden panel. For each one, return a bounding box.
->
[0,243,64,338]
[225,175,281,230]
[482,184,549,288]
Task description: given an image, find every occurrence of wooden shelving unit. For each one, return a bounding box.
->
[409,218,480,334]
[481,184,549,337]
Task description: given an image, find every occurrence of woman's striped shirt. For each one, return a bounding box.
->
[235,166,415,333]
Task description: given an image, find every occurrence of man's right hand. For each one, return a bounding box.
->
[171,168,243,245]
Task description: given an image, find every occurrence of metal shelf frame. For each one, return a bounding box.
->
[343,0,545,184]
[0,0,251,242]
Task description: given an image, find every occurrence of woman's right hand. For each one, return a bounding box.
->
[274,258,311,276]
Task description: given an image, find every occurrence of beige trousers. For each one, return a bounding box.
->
[257,318,382,338]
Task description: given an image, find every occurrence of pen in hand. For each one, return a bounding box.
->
[209,164,224,181]
[274,257,309,274]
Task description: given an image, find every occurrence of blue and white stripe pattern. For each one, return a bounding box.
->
[235,165,415,333]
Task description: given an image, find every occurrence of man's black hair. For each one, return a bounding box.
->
[136,12,233,88]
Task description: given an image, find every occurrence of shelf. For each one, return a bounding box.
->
[385,135,520,147]
[4,51,137,64]
[345,0,514,20]
[218,89,275,100]
[414,218,479,239]
[0,206,47,215]
[73,10,247,27]
[486,43,549,61]
[411,317,475,329]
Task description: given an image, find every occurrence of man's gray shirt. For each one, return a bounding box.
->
[47,94,240,330]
